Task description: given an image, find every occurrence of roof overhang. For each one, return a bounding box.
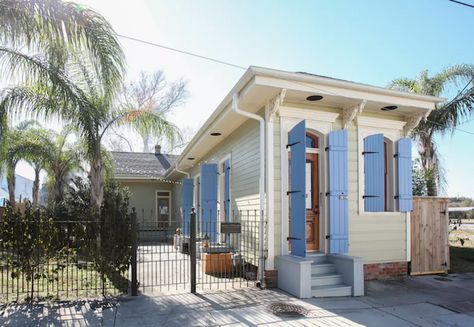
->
[167,66,446,178]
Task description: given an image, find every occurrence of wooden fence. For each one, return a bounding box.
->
[410,197,450,275]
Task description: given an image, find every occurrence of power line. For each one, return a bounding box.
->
[448,0,474,9]
[427,119,474,136]
[116,33,246,70]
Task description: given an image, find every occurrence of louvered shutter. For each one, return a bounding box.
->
[327,129,349,254]
[288,120,306,257]
[196,176,201,230]
[397,138,413,212]
[201,163,218,242]
[363,134,384,212]
[181,178,194,235]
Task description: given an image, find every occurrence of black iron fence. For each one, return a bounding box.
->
[0,206,132,303]
[0,205,266,303]
[133,209,266,294]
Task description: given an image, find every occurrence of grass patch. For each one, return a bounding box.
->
[449,246,474,273]
[0,263,128,303]
[449,227,474,273]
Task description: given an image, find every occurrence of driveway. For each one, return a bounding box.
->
[2,273,474,326]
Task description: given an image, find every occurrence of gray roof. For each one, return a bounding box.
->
[110,151,179,178]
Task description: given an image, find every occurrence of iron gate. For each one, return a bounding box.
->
[132,210,264,295]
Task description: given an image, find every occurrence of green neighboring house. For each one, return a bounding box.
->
[111,145,180,231]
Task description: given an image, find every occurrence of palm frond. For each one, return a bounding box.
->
[387,78,419,93]
[431,85,474,134]
[103,108,182,148]
[0,48,89,110]
[432,64,474,95]
[0,0,124,93]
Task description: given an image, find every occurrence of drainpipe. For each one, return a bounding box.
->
[175,165,190,178]
[232,93,266,287]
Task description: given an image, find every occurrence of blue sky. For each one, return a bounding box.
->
[16,0,474,197]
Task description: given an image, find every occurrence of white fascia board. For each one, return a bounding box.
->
[254,75,440,110]
[250,66,446,105]
[166,68,256,177]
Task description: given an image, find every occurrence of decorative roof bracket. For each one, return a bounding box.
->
[266,88,287,121]
[342,99,367,129]
[404,112,426,136]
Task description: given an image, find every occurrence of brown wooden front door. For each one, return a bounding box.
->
[305,153,319,251]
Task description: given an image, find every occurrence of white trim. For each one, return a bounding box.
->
[357,116,404,215]
[251,66,445,104]
[279,106,340,123]
[280,112,331,256]
[357,116,406,130]
[156,190,172,226]
[266,103,275,268]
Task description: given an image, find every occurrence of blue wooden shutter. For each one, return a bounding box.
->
[327,129,349,254]
[288,120,306,257]
[224,159,231,222]
[397,138,413,212]
[201,163,218,242]
[363,134,384,212]
[182,178,194,235]
[196,176,201,231]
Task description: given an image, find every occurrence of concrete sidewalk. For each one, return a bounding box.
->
[2,273,474,326]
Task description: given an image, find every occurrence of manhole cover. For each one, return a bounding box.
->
[434,277,452,282]
[268,302,309,318]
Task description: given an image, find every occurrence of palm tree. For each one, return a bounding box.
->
[43,128,81,203]
[0,54,180,209]
[17,123,50,205]
[122,71,188,152]
[3,122,46,205]
[0,0,125,139]
[389,65,474,195]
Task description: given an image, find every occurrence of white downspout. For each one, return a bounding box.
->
[175,165,190,178]
[232,93,266,287]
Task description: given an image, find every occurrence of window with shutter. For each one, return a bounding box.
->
[363,134,385,212]
[201,163,218,242]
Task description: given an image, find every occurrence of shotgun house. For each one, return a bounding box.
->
[162,66,443,298]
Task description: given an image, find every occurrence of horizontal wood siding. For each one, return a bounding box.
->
[273,107,408,264]
[272,117,282,257]
[347,122,407,263]
[187,117,261,266]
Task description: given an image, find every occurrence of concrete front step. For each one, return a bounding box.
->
[306,253,327,264]
[311,273,343,287]
[311,284,353,298]
[311,263,336,275]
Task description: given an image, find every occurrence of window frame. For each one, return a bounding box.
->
[156,189,172,226]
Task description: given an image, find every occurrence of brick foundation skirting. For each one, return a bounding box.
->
[264,269,278,288]
[364,262,408,280]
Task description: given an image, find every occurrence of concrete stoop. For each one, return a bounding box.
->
[308,254,352,298]
[276,253,363,299]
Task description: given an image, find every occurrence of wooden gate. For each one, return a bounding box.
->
[410,197,450,275]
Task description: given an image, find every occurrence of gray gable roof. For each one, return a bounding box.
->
[110,151,179,178]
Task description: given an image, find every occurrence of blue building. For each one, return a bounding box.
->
[0,174,34,205]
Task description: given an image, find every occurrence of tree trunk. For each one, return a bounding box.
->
[417,133,438,196]
[52,171,65,203]
[89,155,104,210]
[32,166,41,205]
[7,165,16,206]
